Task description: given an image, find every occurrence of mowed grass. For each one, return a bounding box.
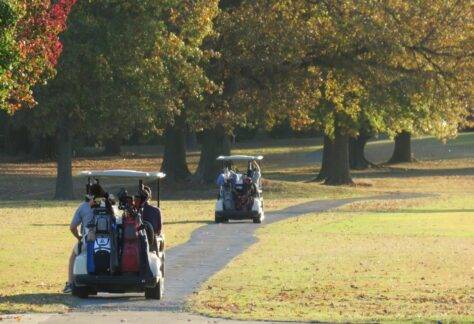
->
[0,185,359,314]
[188,132,474,322]
[190,190,474,322]
[0,199,218,313]
[0,132,473,315]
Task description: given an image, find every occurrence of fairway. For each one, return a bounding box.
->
[0,134,473,319]
[190,195,474,322]
[189,134,474,322]
[0,137,359,314]
[1,2,472,322]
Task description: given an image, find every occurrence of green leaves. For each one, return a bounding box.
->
[32,0,219,145]
[0,0,18,109]
[222,0,472,138]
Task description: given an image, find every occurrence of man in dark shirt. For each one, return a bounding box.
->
[138,186,162,235]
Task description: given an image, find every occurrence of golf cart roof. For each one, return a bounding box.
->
[216,155,263,162]
[78,170,166,179]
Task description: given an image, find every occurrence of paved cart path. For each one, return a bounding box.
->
[75,192,424,311]
[4,193,426,323]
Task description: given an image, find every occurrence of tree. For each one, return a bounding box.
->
[349,130,373,170]
[1,0,76,113]
[146,0,220,182]
[194,124,230,182]
[388,131,412,163]
[0,1,18,110]
[34,0,219,197]
[224,0,473,185]
[161,115,191,181]
[35,0,170,198]
[191,0,303,182]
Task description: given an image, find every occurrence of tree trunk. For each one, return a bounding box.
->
[103,138,122,155]
[54,123,74,200]
[388,131,413,163]
[349,133,370,170]
[185,127,198,151]
[161,116,190,182]
[324,127,353,185]
[194,125,231,183]
[315,135,333,181]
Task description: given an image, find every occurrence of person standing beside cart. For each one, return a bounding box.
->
[248,160,261,187]
[63,184,104,293]
[64,182,113,293]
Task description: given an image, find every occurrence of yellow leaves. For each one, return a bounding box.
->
[323,71,364,119]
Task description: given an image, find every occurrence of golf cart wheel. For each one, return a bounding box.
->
[253,214,263,224]
[145,278,164,300]
[214,212,223,223]
[72,285,90,299]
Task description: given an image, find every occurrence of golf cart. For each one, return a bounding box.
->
[72,170,165,299]
[215,155,264,223]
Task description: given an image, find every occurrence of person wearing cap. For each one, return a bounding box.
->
[63,183,103,293]
[137,186,162,236]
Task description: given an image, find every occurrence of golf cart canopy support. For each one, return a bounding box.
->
[216,155,263,162]
[78,169,166,207]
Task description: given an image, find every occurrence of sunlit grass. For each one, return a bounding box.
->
[0,133,473,315]
[190,194,474,322]
[0,199,217,313]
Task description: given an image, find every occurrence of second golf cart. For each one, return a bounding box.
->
[72,170,165,299]
[215,155,264,223]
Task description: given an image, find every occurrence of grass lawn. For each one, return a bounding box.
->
[190,191,474,321]
[0,132,473,316]
[0,152,358,313]
[0,199,219,313]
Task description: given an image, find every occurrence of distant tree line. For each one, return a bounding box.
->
[0,0,472,198]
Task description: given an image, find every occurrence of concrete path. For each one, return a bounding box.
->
[3,193,422,323]
[0,312,291,324]
[75,196,379,312]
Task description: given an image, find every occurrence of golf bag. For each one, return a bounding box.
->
[121,215,140,273]
[223,184,234,210]
[87,207,119,275]
[120,212,153,278]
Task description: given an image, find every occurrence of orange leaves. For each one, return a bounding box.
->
[1,0,76,113]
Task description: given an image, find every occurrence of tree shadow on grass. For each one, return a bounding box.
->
[338,208,474,214]
[353,166,474,179]
[381,209,474,214]
[0,293,75,314]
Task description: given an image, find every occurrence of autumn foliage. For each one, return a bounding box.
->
[1,0,76,113]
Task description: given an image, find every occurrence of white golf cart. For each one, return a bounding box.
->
[215,155,264,223]
[72,170,165,299]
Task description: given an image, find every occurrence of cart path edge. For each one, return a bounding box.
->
[71,192,427,312]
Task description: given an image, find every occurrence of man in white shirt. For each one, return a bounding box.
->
[63,196,95,293]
